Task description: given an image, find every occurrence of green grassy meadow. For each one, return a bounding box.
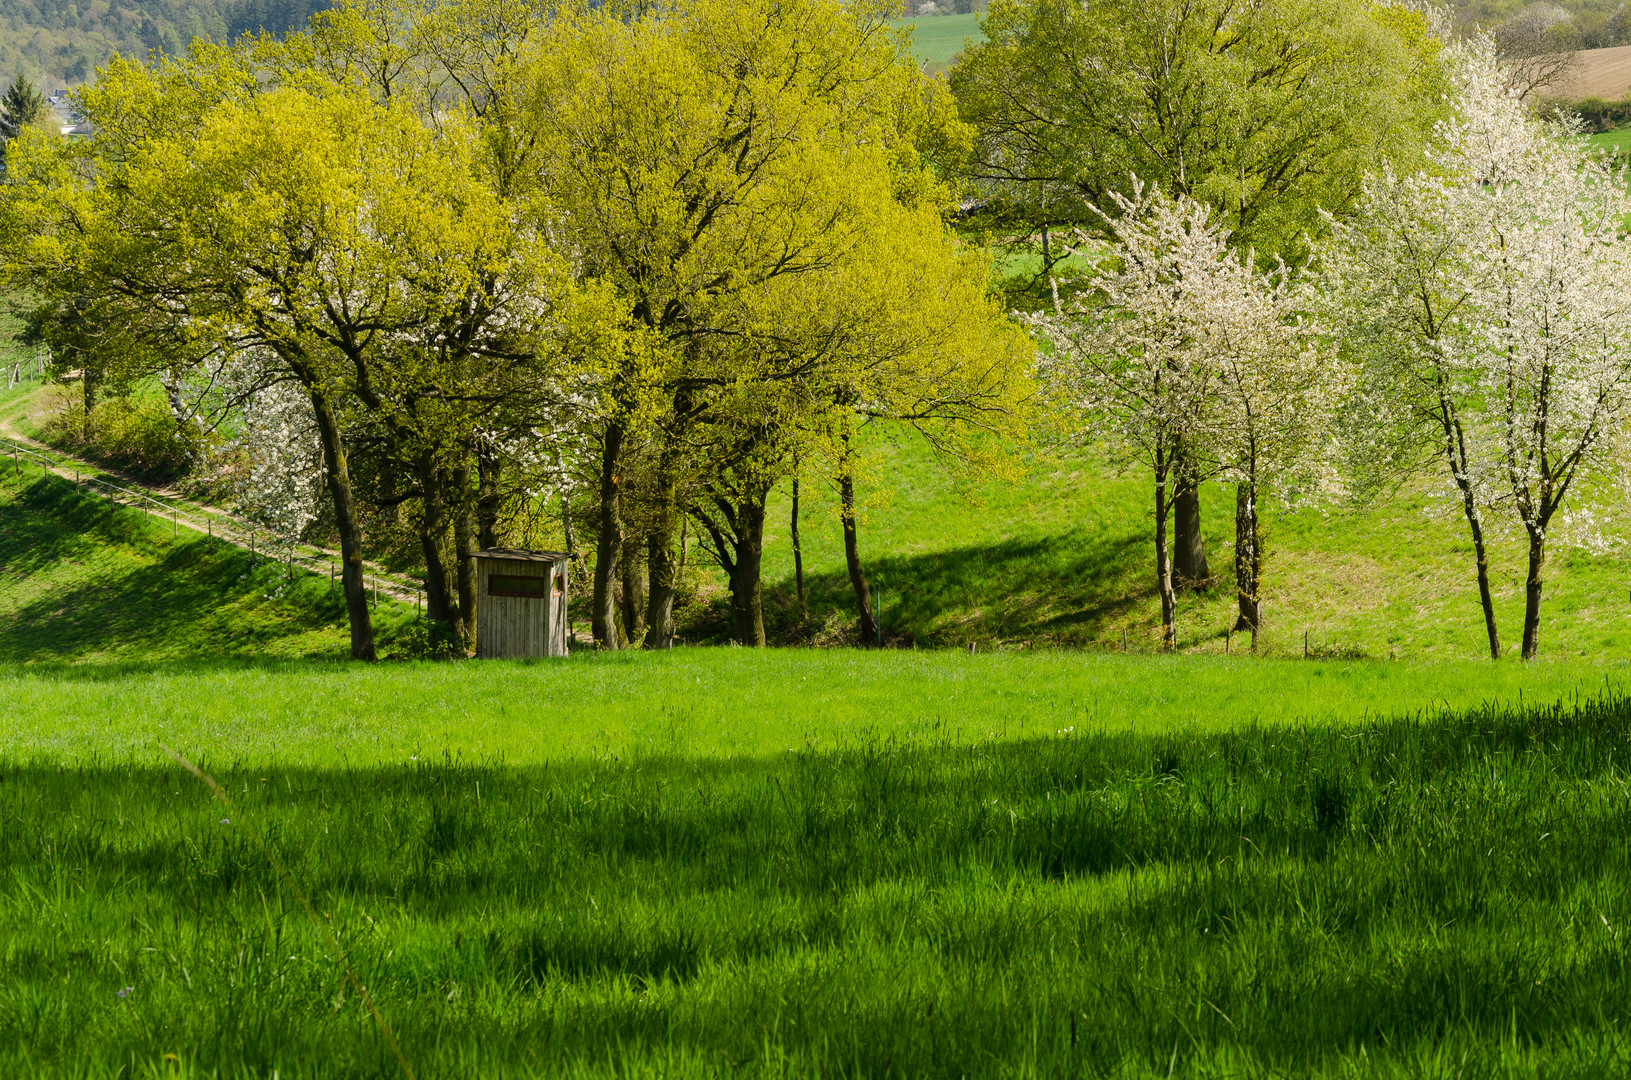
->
[748,424,1631,662]
[12,390,1631,1075]
[890,11,983,69]
[0,468,418,664]
[1587,128,1631,157]
[7,677,1631,1077]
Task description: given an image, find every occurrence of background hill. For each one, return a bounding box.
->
[10,371,1631,664]
[0,0,324,87]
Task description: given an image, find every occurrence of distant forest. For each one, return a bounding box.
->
[1451,0,1631,48]
[0,0,327,87]
[0,0,1625,88]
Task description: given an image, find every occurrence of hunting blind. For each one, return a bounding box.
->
[475,548,571,658]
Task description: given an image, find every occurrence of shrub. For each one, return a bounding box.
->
[43,389,195,481]
[1550,95,1631,133]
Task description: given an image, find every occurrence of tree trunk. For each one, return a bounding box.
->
[791,473,806,616]
[309,390,375,662]
[1233,481,1261,643]
[620,531,647,647]
[730,489,767,647]
[645,531,677,649]
[1172,443,1209,590]
[839,433,878,646]
[416,451,463,650]
[1453,477,1501,661]
[643,441,683,649]
[1439,407,1500,660]
[1521,527,1545,660]
[592,420,624,650]
[81,362,100,441]
[454,451,477,651]
[1155,468,1176,651]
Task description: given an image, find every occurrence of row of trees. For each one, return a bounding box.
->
[7,0,1619,660]
[1033,35,1631,659]
[1,0,1027,659]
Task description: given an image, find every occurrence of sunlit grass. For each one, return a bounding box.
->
[5,688,1631,1076]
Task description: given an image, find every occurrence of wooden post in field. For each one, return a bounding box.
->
[1226,629,1231,655]
[1304,630,1309,658]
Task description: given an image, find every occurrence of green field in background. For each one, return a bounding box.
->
[890,11,983,68]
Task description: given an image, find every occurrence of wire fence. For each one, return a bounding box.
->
[2,436,424,608]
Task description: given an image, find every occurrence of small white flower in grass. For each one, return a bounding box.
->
[220,818,230,826]
[117,987,132,998]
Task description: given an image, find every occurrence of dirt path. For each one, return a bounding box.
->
[0,404,424,605]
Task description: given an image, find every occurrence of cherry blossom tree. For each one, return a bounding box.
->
[1027,188,1230,648]
[1031,185,1341,648]
[1321,35,1631,659]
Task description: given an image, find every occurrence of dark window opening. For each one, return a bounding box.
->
[489,574,546,598]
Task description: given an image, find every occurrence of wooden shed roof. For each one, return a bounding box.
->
[475,547,571,563]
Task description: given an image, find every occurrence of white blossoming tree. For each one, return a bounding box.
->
[1321,36,1631,659]
[1031,186,1341,648]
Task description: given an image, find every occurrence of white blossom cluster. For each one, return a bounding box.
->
[1321,34,1631,545]
[1023,24,1631,655]
[187,351,327,543]
[1024,184,1343,506]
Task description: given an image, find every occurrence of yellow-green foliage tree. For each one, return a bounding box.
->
[2,44,582,659]
[516,0,991,649]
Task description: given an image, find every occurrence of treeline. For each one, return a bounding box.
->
[6,0,1622,666]
[1,0,1026,661]
[0,0,327,85]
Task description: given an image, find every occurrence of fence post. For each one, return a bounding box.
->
[1304,630,1309,658]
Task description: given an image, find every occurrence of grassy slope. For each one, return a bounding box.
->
[1588,127,1631,155]
[745,424,1631,660]
[0,463,417,665]
[10,369,1631,665]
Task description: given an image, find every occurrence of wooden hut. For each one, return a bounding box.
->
[474,548,571,658]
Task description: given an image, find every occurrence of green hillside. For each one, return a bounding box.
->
[714,424,1631,662]
[0,437,416,664]
[10,370,1631,665]
[0,0,325,86]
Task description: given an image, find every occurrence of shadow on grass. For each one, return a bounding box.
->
[0,480,360,663]
[685,526,1159,646]
[4,691,1631,1074]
